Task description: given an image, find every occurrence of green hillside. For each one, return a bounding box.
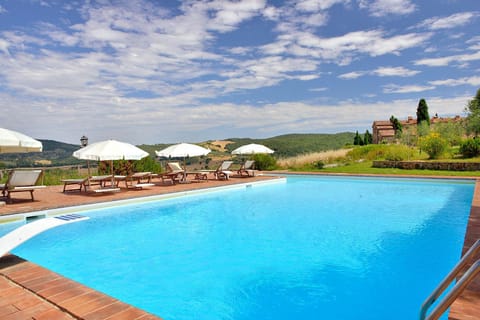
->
[0,139,82,168]
[225,132,355,157]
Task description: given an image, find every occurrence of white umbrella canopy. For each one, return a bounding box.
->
[73,140,149,183]
[155,143,210,182]
[231,143,274,155]
[155,143,211,158]
[73,139,149,161]
[0,128,43,153]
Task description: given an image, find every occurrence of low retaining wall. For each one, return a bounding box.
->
[372,160,480,171]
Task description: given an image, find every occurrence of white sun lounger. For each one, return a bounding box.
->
[0,214,89,258]
[0,169,46,202]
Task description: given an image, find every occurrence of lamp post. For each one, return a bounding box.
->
[80,135,88,147]
[80,135,90,177]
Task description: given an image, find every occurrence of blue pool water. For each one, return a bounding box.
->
[3,176,475,320]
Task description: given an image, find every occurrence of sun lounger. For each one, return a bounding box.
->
[160,162,185,184]
[237,160,256,177]
[61,178,88,192]
[214,161,233,180]
[68,175,119,193]
[186,171,209,182]
[0,169,46,202]
[124,172,155,189]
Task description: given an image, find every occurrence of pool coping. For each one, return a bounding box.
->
[0,174,479,319]
[0,177,285,224]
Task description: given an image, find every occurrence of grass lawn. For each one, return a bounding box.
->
[291,160,480,177]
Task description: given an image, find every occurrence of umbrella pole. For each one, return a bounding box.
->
[110,160,115,187]
[86,160,91,191]
[182,157,187,183]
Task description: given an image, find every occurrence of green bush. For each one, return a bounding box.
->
[99,157,162,175]
[347,145,387,161]
[384,145,416,161]
[419,133,448,159]
[459,138,480,158]
[313,160,324,169]
[252,154,277,170]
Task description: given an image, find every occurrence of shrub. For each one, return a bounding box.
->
[313,160,324,169]
[134,156,162,173]
[347,145,387,161]
[384,145,415,161]
[252,154,277,170]
[419,133,448,159]
[459,138,480,158]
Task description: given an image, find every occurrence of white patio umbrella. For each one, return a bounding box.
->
[155,143,211,182]
[0,128,43,153]
[231,143,274,155]
[155,143,211,158]
[73,139,149,184]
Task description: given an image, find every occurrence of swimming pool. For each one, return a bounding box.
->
[3,175,474,319]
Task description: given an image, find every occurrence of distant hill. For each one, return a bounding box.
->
[0,139,82,168]
[0,133,355,168]
[224,132,355,157]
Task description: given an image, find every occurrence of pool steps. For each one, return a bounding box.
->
[0,214,89,258]
[419,239,480,320]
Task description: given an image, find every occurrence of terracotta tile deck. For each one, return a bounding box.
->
[0,173,479,319]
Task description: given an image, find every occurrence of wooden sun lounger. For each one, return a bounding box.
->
[124,172,155,189]
[213,161,234,180]
[0,170,46,202]
[61,178,88,193]
[160,162,186,184]
[186,171,209,182]
[62,176,121,194]
[237,160,256,177]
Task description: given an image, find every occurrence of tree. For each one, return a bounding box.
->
[389,115,402,135]
[465,88,480,136]
[353,131,364,145]
[419,132,448,159]
[364,130,373,145]
[434,121,465,146]
[416,98,430,126]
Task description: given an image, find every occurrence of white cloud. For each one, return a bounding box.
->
[309,87,328,92]
[339,67,419,79]
[339,71,365,79]
[295,0,347,12]
[358,0,416,17]
[272,29,431,63]
[383,84,435,94]
[206,0,267,32]
[373,66,420,77]
[414,51,480,67]
[419,12,479,30]
[429,76,480,87]
[0,38,9,54]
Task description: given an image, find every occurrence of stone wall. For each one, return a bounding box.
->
[372,160,480,171]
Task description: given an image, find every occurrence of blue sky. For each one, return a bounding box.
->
[0,0,479,145]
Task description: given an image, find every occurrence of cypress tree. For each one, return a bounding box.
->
[353,131,363,145]
[389,115,402,134]
[416,99,430,126]
[364,130,373,145]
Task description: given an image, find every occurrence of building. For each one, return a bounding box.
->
[372,115,462,144]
